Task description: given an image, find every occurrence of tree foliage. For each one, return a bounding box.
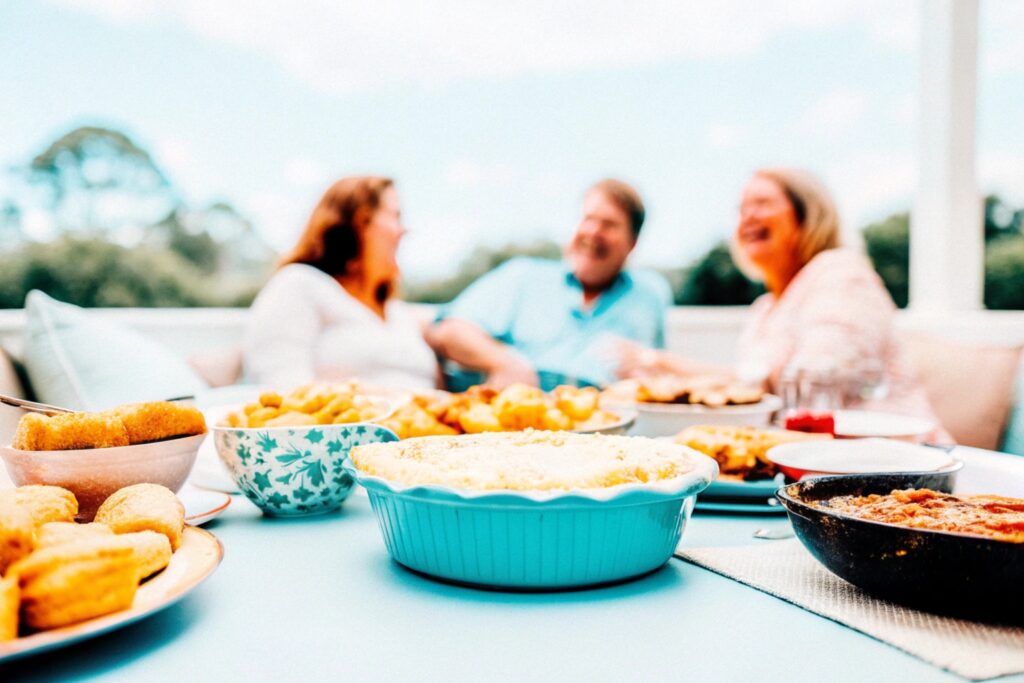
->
[862,212,910,307]
[27,126,175,234]
[0,125,273,309]
[673,242,763,305]
[0,235,258,308]
[404,240,563,303]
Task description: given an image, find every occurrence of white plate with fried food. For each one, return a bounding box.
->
[0,525,222,662]
[603,378,780,437]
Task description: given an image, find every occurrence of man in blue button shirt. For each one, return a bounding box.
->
[427,179,672,389]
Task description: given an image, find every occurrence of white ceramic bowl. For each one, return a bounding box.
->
[624,394,783,438]
[1,434,205,521]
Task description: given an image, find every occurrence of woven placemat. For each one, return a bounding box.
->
[676,540,1024,681]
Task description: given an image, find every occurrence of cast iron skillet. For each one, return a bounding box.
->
[776,465,1024,623]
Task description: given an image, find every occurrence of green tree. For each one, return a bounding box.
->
[674,242,763,305]
[26,126,176,235]
[0,124,274,309]
[404,240,562,303]
[985,236,1024,310]
[862,212,910,308]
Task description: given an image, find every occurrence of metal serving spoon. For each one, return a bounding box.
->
[0,394,196,416]
[0,394,72,415]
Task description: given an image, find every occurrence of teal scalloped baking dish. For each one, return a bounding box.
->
[346,454,717,590]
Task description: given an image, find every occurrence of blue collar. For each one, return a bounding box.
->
[563,264,632,318]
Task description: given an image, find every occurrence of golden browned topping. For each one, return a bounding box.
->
[817,488,1024,543]
[352,431,697,491]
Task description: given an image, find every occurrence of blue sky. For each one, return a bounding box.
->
[1,0,1022,281]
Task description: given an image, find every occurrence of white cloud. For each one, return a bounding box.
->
[982,0,1024,75]
[443,159,483,188]
[153,137,195,182]
[706,123,747,149]
[824,151,916,230]
[980,154,1024,205]
[795,87,868,137]
[54,0,918,95]
[283,157,329,189]
[21,208,55,240]
[893,93,916,124]
[242,190,305,250]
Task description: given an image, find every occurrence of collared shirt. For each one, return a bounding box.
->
[439,257,672,387]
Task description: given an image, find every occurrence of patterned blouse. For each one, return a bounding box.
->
[735,248,943,429]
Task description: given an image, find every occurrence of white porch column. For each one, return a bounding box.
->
[909,0,983,312]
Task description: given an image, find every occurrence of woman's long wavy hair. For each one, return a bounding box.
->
[279,176,396,300]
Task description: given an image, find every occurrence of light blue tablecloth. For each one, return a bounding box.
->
[3,447,1022,682]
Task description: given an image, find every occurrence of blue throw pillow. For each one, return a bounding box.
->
[22,290,206,410]
[1000,352,1024,456]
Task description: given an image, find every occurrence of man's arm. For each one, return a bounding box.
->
[425,318,539,389]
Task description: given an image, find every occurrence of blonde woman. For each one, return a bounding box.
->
[625,168,942,427]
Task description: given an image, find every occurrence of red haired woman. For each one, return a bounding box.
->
[243,176,437,390]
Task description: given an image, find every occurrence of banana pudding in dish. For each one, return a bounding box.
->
[349,431,718,590]
[351,430,698,492]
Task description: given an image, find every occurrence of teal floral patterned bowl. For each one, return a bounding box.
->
[214,422,398,516]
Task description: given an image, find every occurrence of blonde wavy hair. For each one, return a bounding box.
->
[731,168,842,281]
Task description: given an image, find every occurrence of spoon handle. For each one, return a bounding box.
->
[0,394,73,415]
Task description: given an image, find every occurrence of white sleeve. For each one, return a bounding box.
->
[242,267,321,389]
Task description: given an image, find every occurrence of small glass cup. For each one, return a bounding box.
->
[779,362,841,413]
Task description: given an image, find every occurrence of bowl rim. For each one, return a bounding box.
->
[347,450,718,507]
[775,468,1024,547]
[1,432,207,460]
[624,393,783,415]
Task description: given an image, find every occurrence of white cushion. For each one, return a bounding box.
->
[22,290,206,410]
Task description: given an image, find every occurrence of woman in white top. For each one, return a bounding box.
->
[243,176,438,391]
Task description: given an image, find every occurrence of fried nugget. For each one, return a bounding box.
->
[118,531,172,579]
[457,403,504,433]
[95,484,185,551]
[12,411,129,451]
[0,573,18,641]
[492,385,547,430]
[1,486,78,528]
[104,401,206,444]
[12,537,140,630]
[552,386,600,421]
[36,521,114,549]
[0,497,34,574]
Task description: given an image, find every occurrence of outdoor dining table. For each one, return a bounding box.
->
[2,446,1022,682]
